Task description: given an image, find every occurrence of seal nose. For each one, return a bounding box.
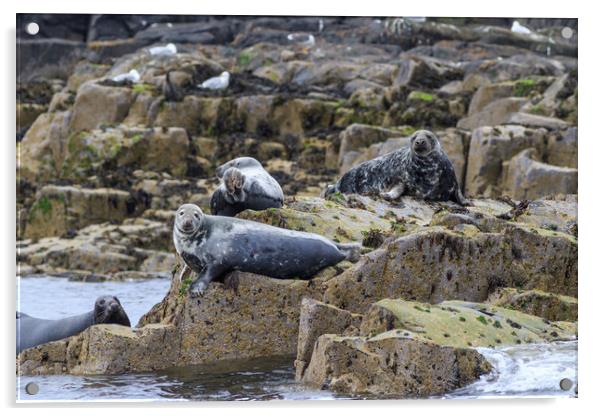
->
[414,137,427,151]
[182,219,193,231]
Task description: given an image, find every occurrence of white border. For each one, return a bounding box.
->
[2,1,599,415]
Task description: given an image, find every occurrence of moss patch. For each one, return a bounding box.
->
[513,79,536,97]
[132,83,155,94]
[238,50,253,67]
[408,91,434,102]
[365,299,577,349]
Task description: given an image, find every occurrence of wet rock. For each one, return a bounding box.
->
[323,225,577,313]
[18,324,180,375]
[295,298,362,380]
[360,299,576,346]
[502,148,577,199]
[464,125,547,197]
[301,332,491,396]
[487,288,577,322]
[140,270,327,366]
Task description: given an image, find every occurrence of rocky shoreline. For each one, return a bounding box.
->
[17,15,577,398]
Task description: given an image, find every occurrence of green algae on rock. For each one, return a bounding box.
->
[487,288,578,322]
[360,299,576,348]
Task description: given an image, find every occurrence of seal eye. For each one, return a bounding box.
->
[99,299,105,305]
[179,211,184,216]
[194,213,200,219]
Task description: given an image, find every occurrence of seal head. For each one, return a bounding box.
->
[223,167,246,203]
[94,295,131,327]
[410,130,440,157]
[173,204,209,274]
[175,203,204,235]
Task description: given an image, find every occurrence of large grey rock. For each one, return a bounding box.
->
[502,148,577,199]
[323,225,577,313]
[295,298,362,380]
[546,127,577,168]
[69,82,134,133]
[457,97,526,130]
[464,125,546,197]
[506,112,570,130]
[23,185,141,239]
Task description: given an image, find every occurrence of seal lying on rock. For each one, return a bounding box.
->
[210,157,284,217]
[16,295,131,354]
[325,130,469,205]
[174,203,360,297]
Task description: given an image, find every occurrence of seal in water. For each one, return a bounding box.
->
[16,295,131,354]
[325,130,468,205]
[173,203,360,296]
[210,157,284,217]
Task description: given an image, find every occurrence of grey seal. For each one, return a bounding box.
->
[173,203,360,296]
[325,130,468,205]
[210,157,284,217]
[16,295,131,354]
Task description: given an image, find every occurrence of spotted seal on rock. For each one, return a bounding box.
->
[173,203,360,296]
[210,157,284,217]
[16,295,131,354]
[325,130,468,205]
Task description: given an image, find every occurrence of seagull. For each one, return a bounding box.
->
[149,43,177,56]
[511,21,531,34]
[111,69,140,83]
[287,33,315,47]
[198,71,230,90]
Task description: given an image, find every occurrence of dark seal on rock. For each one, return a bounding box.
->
[325,130,469,205]
[173,203,360,296]
[210,157,284,217]
[16,295,131,354]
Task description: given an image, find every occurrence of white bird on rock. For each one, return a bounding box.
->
[111,69,140,83]
[511,21,531,34]
[149,43,177,56]
[198,71,230,90]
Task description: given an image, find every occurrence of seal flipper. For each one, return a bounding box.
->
[380,183,405,201]
[335,242,361,263]
[189,266,222,297]
[452,187,471,206]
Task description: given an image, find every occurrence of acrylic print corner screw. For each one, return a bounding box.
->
[16,14,577,401]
